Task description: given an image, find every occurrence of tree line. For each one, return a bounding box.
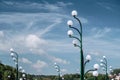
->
[0,62,120,80]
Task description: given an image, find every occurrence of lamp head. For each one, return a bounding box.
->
[19,66,23,70]
[10,53,14,57]
[103,56,106,59]
[10,48,14,52]
[67,30,73,37]
[67,20,73,26]
[94,64,99,70]
[100,63,103,66]
[109,66,112,68]
[100,59,103,62]
[22,69,25,73]
[22,74,26,77]
[86,55,92,61]
[71,10,77,17]
[72,40,77,47]
[12,57,16,62]
[93,71,98,77]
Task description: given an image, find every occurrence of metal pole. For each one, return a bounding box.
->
[16,61,18,80]
[104,58,108,80]
[74,15,84,80]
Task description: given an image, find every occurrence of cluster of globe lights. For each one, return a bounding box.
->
[67,10,99,79]
[19,66,26,80]
[100,56,113,71]
[54,63,61,80]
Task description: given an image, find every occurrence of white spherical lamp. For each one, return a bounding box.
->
[71,10,77,16]
[67,20,73,26]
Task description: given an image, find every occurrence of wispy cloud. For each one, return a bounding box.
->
[1,1,72,12]
[0,31,4,37]
[91,27,111,38]
[19,57,32,64]
[97,2,113,11]
[32,60,48,72]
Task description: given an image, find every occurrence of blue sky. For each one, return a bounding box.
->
[0,0,120,75]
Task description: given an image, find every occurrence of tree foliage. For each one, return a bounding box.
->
[0,62,120,80]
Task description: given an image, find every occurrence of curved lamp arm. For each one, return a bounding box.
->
[84,69,97,77]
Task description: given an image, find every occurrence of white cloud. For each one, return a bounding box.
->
[97,2,113,11]
[32,60,48,70]
[2,1,72,12]
[52,57,70,64]
[61,69,67,73]
[20,58,32,64]
[25,34,46,48]
[89,51,100,56]
[92,27,111,38]
[0,31,4,37]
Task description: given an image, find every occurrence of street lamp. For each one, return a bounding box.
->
[54,63,60,80]
[10,48,19,80]
[100,56,109,80]
[19,66,26,80]
[93,71,98,80]
[67,10,88,80]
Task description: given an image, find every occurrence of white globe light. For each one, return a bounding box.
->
[93,71,98,77]
[54,62,57,65]
[22,74,25,77]
[103,56,106,59]
[10,53,14,57]
[67,20,73,26]
[71,10,77,16]
[110,69,113,71]
[22,69,25,73]
[109,66,112,68]
[12,57,16,62]
[10,48,14,52]
[72,40,77,45]
[86,55,92,61]
[100,60,103,62]
[67,30,73,36]
[100,63,103,66]
[94,64,99,70]
[55,65,58,69]
[19,66,22,70]
[15,62,18,65]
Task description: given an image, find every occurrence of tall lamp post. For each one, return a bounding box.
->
[100,56,109,80]
[54,63,60,80]
[67,10,89,80]
[10,48,19,80]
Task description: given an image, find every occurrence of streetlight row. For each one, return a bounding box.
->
[9,49,112,80]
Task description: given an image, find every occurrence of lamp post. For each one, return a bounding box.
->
[19,66,26,80]
[10,48,19,80]
[100,56,109,80]
[93,71,98,80]
[54,63,60,80]
[67,10,90,80]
